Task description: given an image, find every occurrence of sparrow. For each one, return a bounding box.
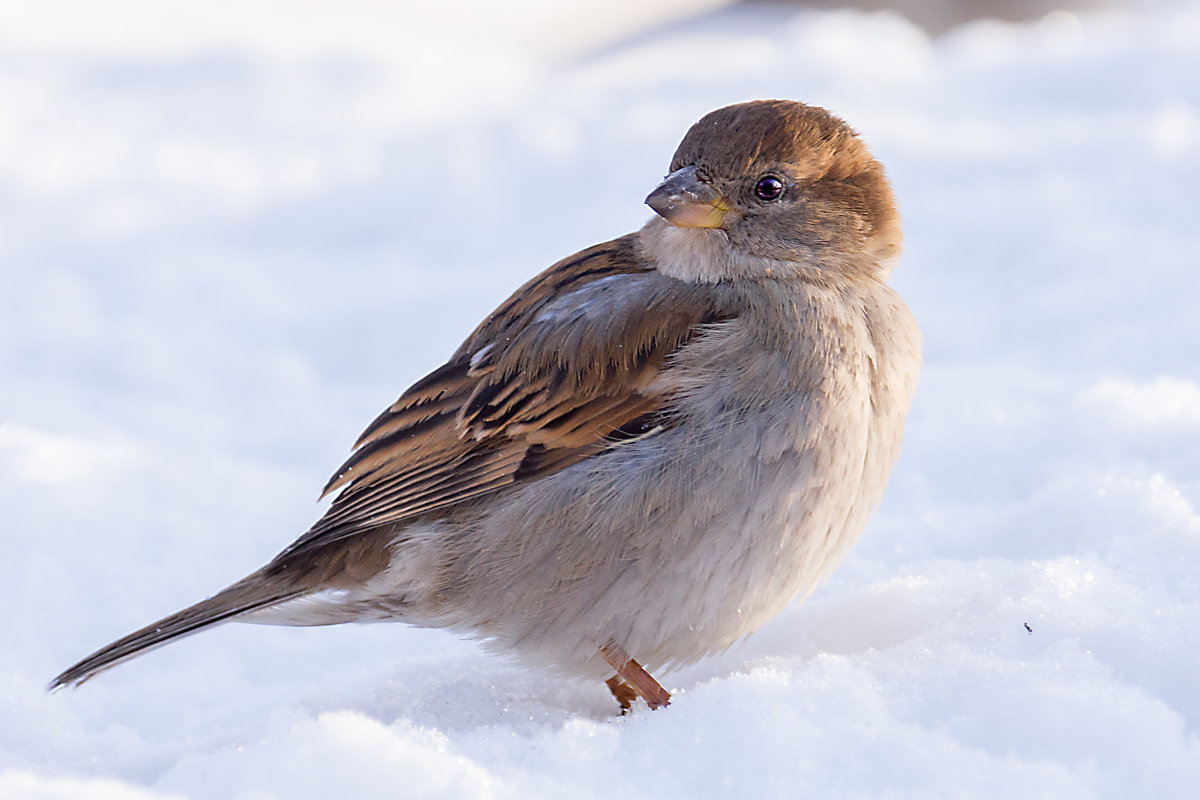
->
[51,100,921,711]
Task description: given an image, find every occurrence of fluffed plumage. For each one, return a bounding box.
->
[51,100,921,711]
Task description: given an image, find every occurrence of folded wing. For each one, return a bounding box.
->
[283,235,737,559]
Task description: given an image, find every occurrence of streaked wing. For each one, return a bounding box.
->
[285,234,735,557]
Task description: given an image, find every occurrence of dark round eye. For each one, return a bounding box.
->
[754,176,785,202]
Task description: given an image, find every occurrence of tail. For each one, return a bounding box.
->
[48,572,304,691]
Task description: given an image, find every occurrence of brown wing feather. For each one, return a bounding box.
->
[285,234,736,559]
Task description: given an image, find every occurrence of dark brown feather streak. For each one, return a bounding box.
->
[283,236,736,563]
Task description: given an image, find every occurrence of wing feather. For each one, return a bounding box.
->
[286,234,738,559]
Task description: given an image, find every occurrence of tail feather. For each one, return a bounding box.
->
[48,574,303,691]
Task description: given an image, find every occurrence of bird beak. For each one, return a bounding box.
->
[645,165,730,229]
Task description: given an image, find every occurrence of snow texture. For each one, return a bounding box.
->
[3,0,1199,797]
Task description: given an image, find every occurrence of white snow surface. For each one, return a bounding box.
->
[3,1,1199,797]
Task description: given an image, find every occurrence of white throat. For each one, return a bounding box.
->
[637,217,798,284]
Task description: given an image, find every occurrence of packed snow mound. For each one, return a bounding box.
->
[2,1,1198,798]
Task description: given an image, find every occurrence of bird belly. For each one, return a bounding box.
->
[324,284,918,681]
[400,384,889,679]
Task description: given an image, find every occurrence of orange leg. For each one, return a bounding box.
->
[605,676,640,714]
[599,643,671,710]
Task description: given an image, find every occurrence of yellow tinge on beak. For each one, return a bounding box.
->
[645,165,730,228]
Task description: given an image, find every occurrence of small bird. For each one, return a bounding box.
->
[51,100,921,711]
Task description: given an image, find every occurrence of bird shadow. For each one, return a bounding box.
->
[320,580,933,733]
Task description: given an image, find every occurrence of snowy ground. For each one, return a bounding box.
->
[2,0,1199,797]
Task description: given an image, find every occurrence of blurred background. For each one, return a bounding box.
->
[4,0,1194,537]
[2,0,1188,513]
[2,1,1198,797]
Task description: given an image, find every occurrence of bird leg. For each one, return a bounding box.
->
[605,676,640,714]
[599,642,671,710]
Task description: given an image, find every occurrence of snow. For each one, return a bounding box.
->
[3,0,1199,797]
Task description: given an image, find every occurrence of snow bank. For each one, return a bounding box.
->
[2,1,1197,797]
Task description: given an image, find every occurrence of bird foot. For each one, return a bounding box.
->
[605,676,641,714]
[599,643,671,711]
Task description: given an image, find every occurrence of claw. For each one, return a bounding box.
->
[605,676,640,714]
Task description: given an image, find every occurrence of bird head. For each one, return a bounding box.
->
[645,100,901,278]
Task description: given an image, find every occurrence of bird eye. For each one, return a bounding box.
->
[754,176,785,202]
